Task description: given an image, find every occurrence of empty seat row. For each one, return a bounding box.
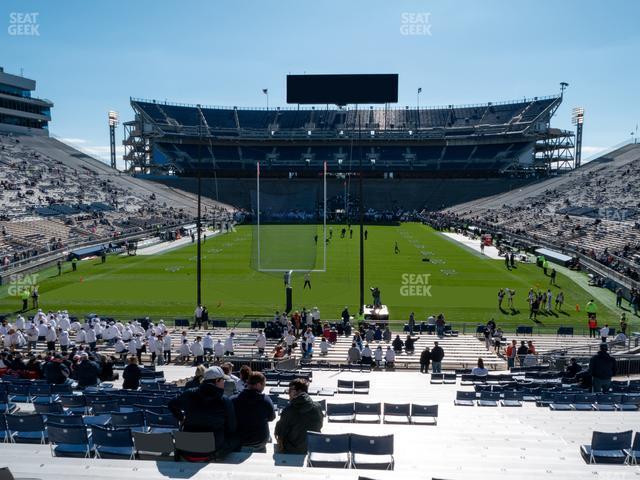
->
[327,402,437,425]
[306,431,394,470]
[337,380,370,394]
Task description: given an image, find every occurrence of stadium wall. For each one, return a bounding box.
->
[139,176,539,210]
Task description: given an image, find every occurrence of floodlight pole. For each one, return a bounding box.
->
[358,106,365,314]
[196,110,203,307]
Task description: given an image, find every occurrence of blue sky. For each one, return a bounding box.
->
[1,0,639,168]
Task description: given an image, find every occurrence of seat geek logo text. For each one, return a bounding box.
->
[8,13,40,36]
[400,12,432,36]
[400,273,432,297]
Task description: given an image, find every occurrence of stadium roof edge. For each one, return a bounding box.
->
[130,94,561,112]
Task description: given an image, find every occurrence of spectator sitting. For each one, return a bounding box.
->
[74,352,100,389]
[392,335,404,353]
[168,366,237,460]
[565,357,581,378]
[471,358,489,376]
[347,343,361,363]
[404,335,416,354]
[43,353,71,385]
[237,365,252,392]
[274,379,323,454]
[361,343,373,365]
[384,346,396,368]
[373,325,382,341]
[231,372,276,452]
[319,337,329,355]
[382,326,392,343]
[122,355,142,390]
[184,364,206,390]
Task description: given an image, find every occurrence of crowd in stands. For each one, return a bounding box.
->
[0,133,235,269]
[434,153,640,284]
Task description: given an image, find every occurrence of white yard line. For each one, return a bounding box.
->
[441,231,503,259]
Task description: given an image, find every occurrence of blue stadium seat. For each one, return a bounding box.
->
[6,413,47,444]
[354,402,381,423]
[409,404,438,425]
[350,434,394,470]
[143,410,178,433]
[382,403,410,424]
[477,391,500,407]
[624,432,640,464]
[454,391,476,406]
[581,430,632,464]
[306,431,350,468]
[110,411,146,432]
[92,426,135,459]
[326,403,355,423]
[47,424,93,458]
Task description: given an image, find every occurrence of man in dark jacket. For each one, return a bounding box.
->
[74,353,100,388]
[43,354,71,385]
[430,342,444,373]
[275,379,323,454]
[168,366,237,457]
[589,343,616,393]
[231,372,275,451]
[419,347,431,374]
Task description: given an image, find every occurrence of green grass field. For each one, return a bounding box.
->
[0,223,618,330]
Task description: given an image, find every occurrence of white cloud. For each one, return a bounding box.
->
[58,137,126,170]
[582,146,606,157]
[59,138,87,144]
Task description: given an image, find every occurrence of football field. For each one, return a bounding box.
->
[0,223,617,330]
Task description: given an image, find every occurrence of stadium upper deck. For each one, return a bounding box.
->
[124,95,567,176]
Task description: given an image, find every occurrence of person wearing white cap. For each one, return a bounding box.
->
[168,366,237,459]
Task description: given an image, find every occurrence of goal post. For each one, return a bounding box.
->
[251,161,327,273]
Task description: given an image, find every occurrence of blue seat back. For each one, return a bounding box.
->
[6,413,44,432]
[354,402,381,415]
[384,403,410,416]
[327,403,354,416]
[47,424,89,445]
[411,404,438,416]
[350,433,394,455]
[144,410,178,428]
[110,410,145,428]
[306,431,350,453]
[46,413,85,426]
[591,430,632,450]
[92,425,134,447]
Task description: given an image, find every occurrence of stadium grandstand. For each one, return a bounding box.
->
[123,95,576,210]
[443,142,640,288]
[0,68,235,275]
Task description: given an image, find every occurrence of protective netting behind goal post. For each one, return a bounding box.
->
[250,162,326,274]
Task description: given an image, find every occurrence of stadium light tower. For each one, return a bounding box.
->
[108,111,119,170]
[560,82,569,96]
[572,107,584,168]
